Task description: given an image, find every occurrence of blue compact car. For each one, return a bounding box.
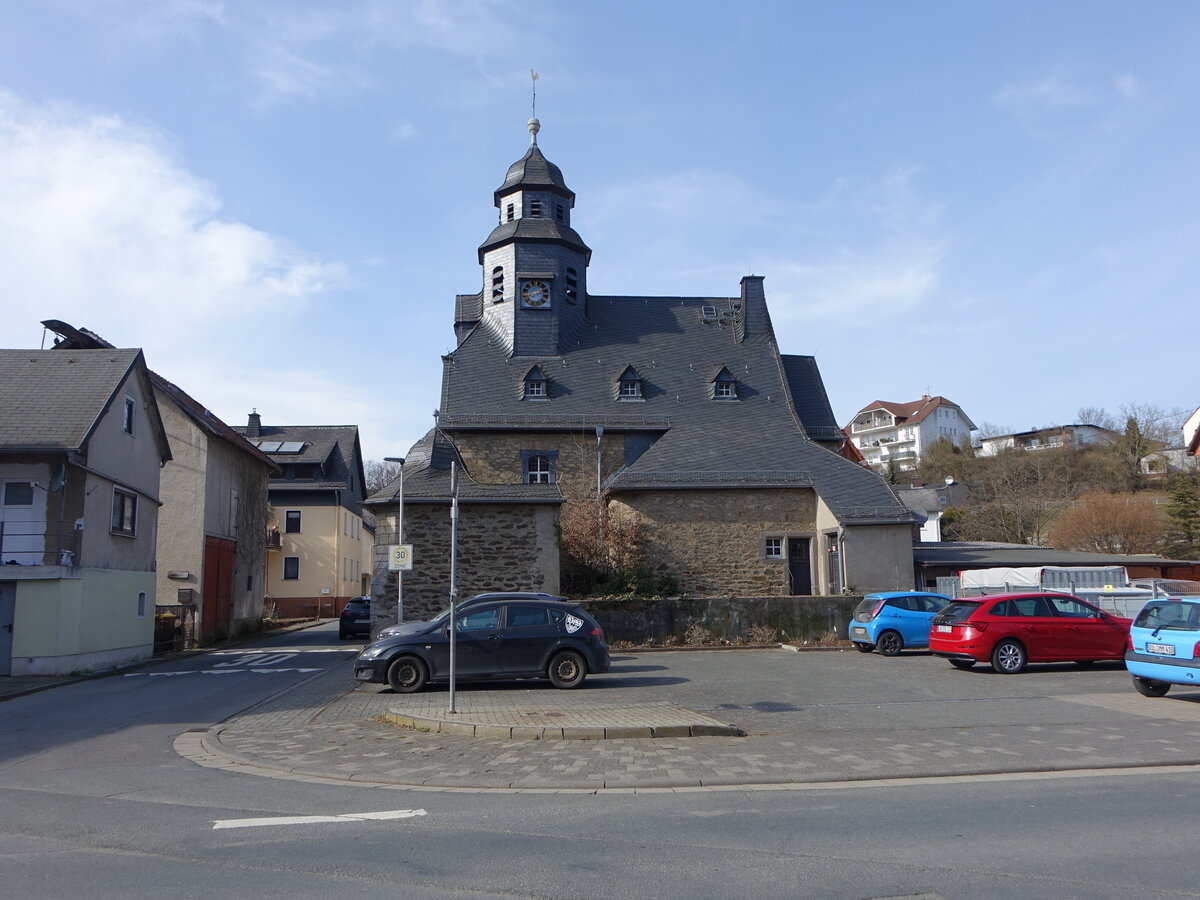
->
[1125,598,1200,697]
[849,591,952,656]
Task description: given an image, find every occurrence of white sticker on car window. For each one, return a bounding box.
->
[565,614,583,634]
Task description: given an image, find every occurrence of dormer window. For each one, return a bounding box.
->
[530,199,542,217]
[712,367,738,400]
[523,365,549,400]
[491,265,504,301]
[616,365,643,401]
[506,203,514,222]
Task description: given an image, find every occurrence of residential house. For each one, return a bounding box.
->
[0,349,171,675]
[976,424,1114,457]
[846,396,976,473]
[1185,406,1200,458]
[893,478,969,542]
[41,320,279,643]
[366,118,916,624]
[233,414,369,619]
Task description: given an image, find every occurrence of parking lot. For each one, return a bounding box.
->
[205,632,1200,790]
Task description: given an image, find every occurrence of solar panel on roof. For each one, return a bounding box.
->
[256,441,282,452]
[277,441,306,453]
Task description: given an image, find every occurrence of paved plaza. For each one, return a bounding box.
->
[185,645,1200,791]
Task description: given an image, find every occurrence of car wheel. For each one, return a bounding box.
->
[876,630,903,657]
[386,655,428,693]
[948,658,975,670]
[1132,675,1171,698]
[338,628,349,640]
[991,639,1027,674]
[854,642,874,653]
[547,650,587,689]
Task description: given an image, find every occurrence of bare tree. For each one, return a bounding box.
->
[1048,492,1166,554]
[364,459,404,497]
[953,449,1076,545]
[1076,406,1118,432]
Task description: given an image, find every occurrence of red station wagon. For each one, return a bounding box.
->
[929,593,1132,674]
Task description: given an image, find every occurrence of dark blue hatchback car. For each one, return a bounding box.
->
[354,598,610,692]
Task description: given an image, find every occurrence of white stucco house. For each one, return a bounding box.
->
[846,395,976,473]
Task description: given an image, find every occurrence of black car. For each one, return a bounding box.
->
[376,591,568,639]
[354,598,610,692]
[338,597,372,640]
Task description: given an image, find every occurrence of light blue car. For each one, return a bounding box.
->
[849,591,952,656]
[1125,598,1200,697]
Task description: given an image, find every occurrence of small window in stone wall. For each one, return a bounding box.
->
[521,450,557,484]
[765,537,783,559]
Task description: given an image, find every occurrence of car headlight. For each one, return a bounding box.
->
[357,644,390,660]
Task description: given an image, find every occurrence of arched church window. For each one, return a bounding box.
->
[526,455,553,484]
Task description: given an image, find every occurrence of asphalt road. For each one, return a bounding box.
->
[2,623,1199,899]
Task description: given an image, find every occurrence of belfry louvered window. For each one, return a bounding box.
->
[530,199,542,217]
[565,267,578,302]
[492,266,504,301]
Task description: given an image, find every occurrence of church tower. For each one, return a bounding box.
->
[471,118,591,358]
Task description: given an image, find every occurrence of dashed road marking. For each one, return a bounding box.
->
[213,809,427,829]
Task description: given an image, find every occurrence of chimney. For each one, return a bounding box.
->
[736,275,766,343]
[246,409,261,438]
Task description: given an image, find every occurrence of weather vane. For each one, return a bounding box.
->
[530,69,538,118]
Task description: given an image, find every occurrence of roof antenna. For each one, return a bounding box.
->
[528,70,540,145]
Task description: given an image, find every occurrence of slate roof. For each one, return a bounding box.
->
[477,217,591,264]
[0,349,170,458]
[365,429,563,506]
[440,293,911,524]
[495,143,574,202]
[232,423,365,500]
[151,373,277,472]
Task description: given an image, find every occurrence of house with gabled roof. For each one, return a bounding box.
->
[847,395,976,473]
[40,320,279,644]
[0,348,171,675]
[366,117,916,620]
[233,414,371,619]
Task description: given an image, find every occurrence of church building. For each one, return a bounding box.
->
[367,118,914,621]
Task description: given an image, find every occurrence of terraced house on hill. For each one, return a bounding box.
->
[367,118,915,621]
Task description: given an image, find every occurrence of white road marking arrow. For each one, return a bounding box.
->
[213,809,427,830]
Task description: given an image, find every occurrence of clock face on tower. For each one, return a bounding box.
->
[521,279,550,308]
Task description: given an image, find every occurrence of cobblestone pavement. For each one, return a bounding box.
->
[199,649,1200,791]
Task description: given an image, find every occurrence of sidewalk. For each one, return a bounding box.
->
[188,650,1200,793]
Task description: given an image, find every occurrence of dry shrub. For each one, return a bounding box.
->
[683,622,710,645]
[1048,491,1166,554]
[745,624,778,644]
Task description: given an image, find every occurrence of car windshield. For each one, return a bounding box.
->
[936,601,981,624]
[1134,601,1200,631]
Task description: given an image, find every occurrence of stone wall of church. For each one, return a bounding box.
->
[607,488,820,596]
[368,500,560,629]
[453,431,627,499]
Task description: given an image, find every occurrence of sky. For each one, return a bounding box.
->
[1,1,1197,462]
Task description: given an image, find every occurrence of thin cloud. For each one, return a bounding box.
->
[0,89,342,355]
[995,74,1095,111]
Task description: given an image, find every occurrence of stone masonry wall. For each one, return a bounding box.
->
[608,488,818,596]
[370,500,559,632]
[453,431,626,497]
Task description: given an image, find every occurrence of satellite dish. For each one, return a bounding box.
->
[49,464,66,493]
[944,475,955,485]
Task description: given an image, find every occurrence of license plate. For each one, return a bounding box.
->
[1147,642,1175,656]
[355,618,370,624]
[852,627,867,637]
[936,625,952,633]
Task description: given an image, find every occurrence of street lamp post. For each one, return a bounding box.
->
[384,456,405,625]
